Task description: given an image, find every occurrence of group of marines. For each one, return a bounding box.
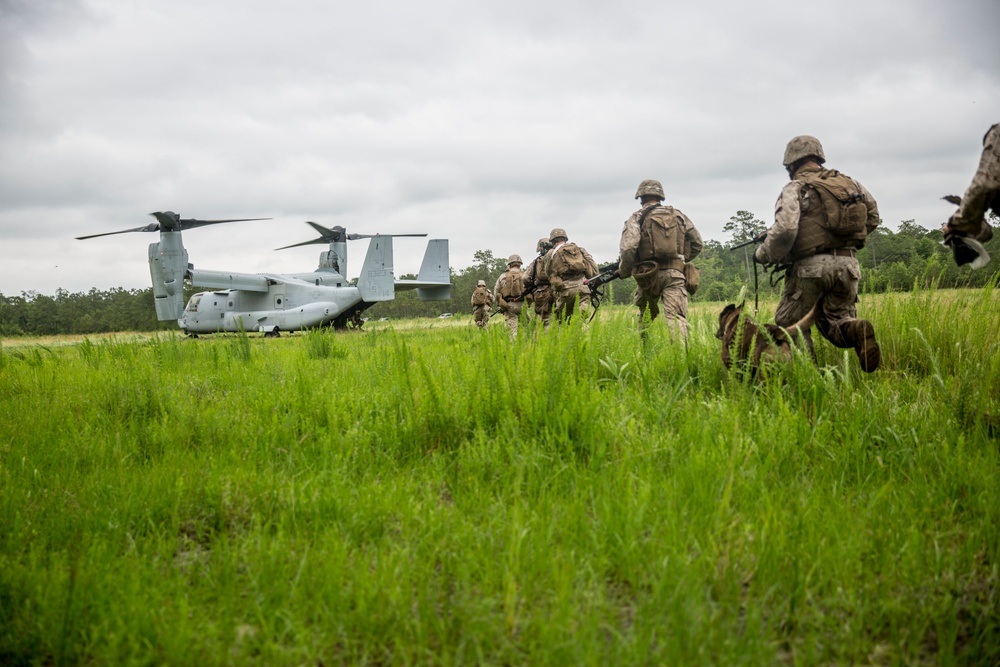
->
[471,126,999,373]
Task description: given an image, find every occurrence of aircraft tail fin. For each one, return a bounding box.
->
[358,235,395,302]
[416,239,451,301]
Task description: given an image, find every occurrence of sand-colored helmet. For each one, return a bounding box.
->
[549,228,568,242]
[783,135,826,167]
[536,237,551,253]
[634,179,665,200]
[507,254,522,266]
[477,280,486,286]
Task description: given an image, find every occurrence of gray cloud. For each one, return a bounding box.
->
[1,0,998,295]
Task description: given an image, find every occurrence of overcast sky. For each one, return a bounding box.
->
[2,0,998,296]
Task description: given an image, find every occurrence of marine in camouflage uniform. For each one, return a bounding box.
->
[522,238,554,329]
[494,255,524,338]
[944,123,998,257]
[755,135,881,372]
[618,179,703,340]
[470,280,493,328]
[543,228,599,324]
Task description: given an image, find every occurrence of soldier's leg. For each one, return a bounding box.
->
[634,288,657,330]
[774,267,823,360]
[577,287,591,321]
[815,260,880,372]
[507,304,521,338]
[658,273,689,341]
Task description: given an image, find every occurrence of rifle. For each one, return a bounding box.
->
[504,281,537,304]
[729,232,766,251]
[586,260,621,319]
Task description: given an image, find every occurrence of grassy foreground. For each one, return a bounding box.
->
[1,287,998,666]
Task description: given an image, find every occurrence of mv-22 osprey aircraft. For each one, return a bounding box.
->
[77,211,452,336]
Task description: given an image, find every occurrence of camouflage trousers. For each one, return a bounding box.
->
[774,253,861,351]
[553,278,591,323]
[473,306,490,328]
[634,269,688,340]
[533,285,553,329]
[501,302,522,338]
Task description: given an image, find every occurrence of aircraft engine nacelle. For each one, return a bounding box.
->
[148,232,189,321]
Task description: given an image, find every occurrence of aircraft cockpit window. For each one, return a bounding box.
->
[186,295,202,313]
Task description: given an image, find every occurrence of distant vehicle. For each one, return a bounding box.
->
[438,313,454,318]
[77,212,452,336]
[379,317,390,321]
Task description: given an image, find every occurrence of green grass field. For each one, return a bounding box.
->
[2,287,998,665]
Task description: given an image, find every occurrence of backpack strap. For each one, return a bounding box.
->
[636,204,661,234]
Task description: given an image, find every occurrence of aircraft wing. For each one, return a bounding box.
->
[189,268,271,292]
[393,279,451,292]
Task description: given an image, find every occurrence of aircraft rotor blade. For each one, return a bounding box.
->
[275,237,328,250]
[78,212,270,240]
[347,233,427,240]
[76,223,161,240]
[275,220,428,251]
[178,217,271,231]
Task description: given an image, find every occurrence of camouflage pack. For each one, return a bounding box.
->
[636,206,684,264]
[472,285,489,306]
[499,268,524,301]
[549,243,588,279]
[803,170,868,240]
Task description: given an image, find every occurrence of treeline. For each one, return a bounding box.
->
[0,287,175,337]
[3,215,997,336]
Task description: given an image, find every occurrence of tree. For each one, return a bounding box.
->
[723,210,767,284]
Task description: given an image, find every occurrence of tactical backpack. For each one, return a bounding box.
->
[636,206,684,267]
[804,170,868,240]
[549,243,588,279]
[499,269,524,301]
[472,285,489,306]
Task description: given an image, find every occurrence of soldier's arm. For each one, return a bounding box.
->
[755,181,801,265]
[952,125,1000,242]
[618,214,641,276]
[582,248,599,277]
[682,213,703,261]
[857,181,880,235]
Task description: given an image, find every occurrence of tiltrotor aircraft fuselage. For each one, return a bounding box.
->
[78,212,451,336]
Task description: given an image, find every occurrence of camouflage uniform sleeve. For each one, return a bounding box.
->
[755,181,802,265]
[523,258,537,287]
[952,124,999,242]
[857,179,880,235]
[618,210,642,276]
[581,247,599,277]
[494,274,505,302]
[679,211,703,262]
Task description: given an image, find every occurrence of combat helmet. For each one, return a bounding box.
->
[783,135,826,167]
[536,237,551,253]
[549,227,568,242]
[507,254,522,266]
[634,179,665,200]
[477,280,486,286]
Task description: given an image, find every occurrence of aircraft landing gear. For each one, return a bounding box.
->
[264,327,281,338]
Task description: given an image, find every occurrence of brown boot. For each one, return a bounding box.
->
[848,320,881,372]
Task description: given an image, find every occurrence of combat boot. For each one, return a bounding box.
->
[847,319,881,372]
